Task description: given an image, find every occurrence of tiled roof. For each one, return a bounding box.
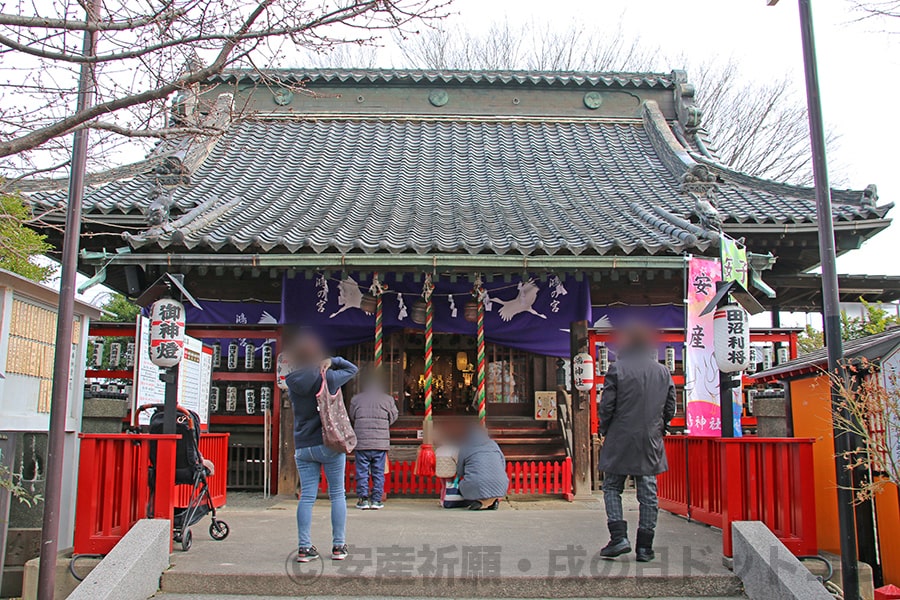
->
[122,118,714,255]
[751,326,900,382]
[207,68,676,89]
[25,82,891,257]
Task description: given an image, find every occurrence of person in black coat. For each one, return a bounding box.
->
[597,323,676,562]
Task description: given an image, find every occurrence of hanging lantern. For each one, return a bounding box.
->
[244,343,256,371]
[713,304,750,373]
[573,352,595,391]
[665,346,676,373]
[411,300,427,325]
[276,352,292,391]
[245,388,256,415]
[227,341,239,370]
[360,293,378,314]
[92,339,105,368]
[212,342,222,368]
[149,298,185,368]
[763,347,774,371]
[456,352,470,372]
[261,345,273,372]
[109,342,122,369]
[225,386,237,412]
[260,386,271,412]
[746,347,757,374]
[777,346,790,365]
[125,342,135,368]
[209,387,220,413]
[598,344,609,375]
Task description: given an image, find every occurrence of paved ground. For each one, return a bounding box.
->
[156,492,745,598]
[155,596,746,600]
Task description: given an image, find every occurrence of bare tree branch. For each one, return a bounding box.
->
[0,0,448,171]
[398,20,836,185]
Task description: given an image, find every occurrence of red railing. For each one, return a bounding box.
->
[175,433,229,508]
[74,434,178,555]
[657,436,817,557]
[319,457,573,500]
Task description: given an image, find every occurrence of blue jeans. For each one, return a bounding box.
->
[294,444,347,548]
[355,449,387,502]
[602,473,659,531]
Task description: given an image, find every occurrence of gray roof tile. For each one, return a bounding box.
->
[29,113,891,257]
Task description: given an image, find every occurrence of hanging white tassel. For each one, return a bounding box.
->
[449,295,458,318]
[398,294,408,320]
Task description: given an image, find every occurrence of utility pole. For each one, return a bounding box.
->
[37,0,101,598]
[767,1,859,598]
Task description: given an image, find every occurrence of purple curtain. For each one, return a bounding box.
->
[280,273,591,357]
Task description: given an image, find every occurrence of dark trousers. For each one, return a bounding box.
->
[355,449,387,502]
[602,473,659,531]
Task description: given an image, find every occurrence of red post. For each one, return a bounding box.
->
[719,439,745,558]
[153,438,177,552]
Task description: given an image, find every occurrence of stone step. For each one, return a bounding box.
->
[156,499,744,599]
[154,595,746,600]
[159,570,744,598]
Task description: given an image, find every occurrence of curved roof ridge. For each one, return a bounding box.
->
[691,153,892,211]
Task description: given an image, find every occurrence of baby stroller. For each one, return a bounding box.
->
[139,403,230,551]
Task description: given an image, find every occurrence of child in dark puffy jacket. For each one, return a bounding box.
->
[348,369,398,510]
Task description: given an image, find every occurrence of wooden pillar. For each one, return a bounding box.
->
[570,320,592,499]
[278,388,297,495]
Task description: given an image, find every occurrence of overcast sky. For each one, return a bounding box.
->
[415,0,900,277]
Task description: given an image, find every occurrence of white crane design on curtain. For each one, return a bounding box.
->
[492,280,547,322]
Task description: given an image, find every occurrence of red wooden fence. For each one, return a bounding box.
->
[320,457,573,500]
[657,436,817,557]
[74,434,178,554]
[175,433,229,508]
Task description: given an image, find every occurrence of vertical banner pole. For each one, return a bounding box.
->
[476,290,486,424]
[414,274,436,476]
[373,272,383,368]
[424,291,433,424]
[374,294,383,368]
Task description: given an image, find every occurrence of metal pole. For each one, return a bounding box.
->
[37,0,100,597]
[163,365,179,435]
[796,1,859,597]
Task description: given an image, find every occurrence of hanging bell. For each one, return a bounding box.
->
[463,300,479,323]
[359,293,378,314]
[410,300,427,325]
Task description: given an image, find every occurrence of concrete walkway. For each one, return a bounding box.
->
[157,493,745,598]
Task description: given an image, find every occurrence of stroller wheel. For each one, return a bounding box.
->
[181,528,193,552]
[209,519,229,541]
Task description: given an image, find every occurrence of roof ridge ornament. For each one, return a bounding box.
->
[672,70,703,133]
[861,184,878,208]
